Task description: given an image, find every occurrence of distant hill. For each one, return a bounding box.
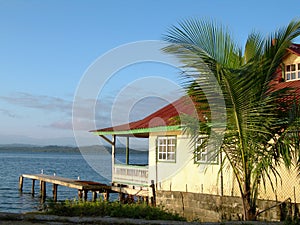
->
[0,144,80,153]
[0,144,148,154]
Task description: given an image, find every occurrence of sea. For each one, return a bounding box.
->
[0,147,147,213]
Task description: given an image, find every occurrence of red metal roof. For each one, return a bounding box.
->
[92,43,300,136]
[288,43,300,56]
[270,79,300,105]
[92,96,202,136]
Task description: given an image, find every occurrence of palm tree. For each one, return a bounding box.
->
[163,19,300,220]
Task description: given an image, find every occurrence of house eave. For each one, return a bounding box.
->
[91,125,182,137]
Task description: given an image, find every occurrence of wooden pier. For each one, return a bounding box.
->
[19,174,111,203]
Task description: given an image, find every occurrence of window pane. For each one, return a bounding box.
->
[168,153,175,160]
[287,73,291,80]
[201,153,207,162]
[157,136,176,162]
[298,72,300,79]
[163,138,167,145]
[287,65,291,71]
[195,136,218,164]
[291,64,296,71]
[169,146,175,153]
[158,138,163,145]
[292,72,296,79]
[159,153,163,159]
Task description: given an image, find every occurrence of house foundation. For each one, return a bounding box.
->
[156,190,299,222]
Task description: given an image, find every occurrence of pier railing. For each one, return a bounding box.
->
[112,164,149,186]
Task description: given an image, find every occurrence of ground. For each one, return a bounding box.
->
[0,212,287,225]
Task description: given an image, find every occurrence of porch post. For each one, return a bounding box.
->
[112,135,116,177]
[126,136,129,165]
[220,150,224,196]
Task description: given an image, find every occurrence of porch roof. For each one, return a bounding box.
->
[90,96,201,138]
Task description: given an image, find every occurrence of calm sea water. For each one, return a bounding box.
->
[0,149,147,213]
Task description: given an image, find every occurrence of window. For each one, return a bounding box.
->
[157,136,176,162]
[195,136,218,164]
[286,64,300,81]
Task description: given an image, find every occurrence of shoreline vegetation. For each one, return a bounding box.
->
[46,199,186,221]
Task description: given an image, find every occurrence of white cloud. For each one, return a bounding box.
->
[0,92,72,115]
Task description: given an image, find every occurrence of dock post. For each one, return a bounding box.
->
[19,176,23,192]
[137,196,143,203]
[40,181,46,203]
[143,196,149,205]
[78,190,83,200]
[39,180,42,196]
[119,192,125,203]
[103,190,110,201]
[31,179,35,196]
[52,184,58,202]
[150,180,156,207]
[83,190,88,201]
[92,191,97,201]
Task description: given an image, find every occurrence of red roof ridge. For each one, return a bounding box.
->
[91,96,200,134]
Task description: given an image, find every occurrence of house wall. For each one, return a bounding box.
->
[148,131,237,197]
[148,131,300,204]
[283,53,300,66]
[258,165,300,203]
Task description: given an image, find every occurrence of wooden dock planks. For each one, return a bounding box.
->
[19,174,111,202]
[18,174,154,205]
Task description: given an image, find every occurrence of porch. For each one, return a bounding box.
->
[112,163,149,187]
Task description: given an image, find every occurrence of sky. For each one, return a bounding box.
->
[0,0,299,146]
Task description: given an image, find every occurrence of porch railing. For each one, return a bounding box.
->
[112,164,149,186]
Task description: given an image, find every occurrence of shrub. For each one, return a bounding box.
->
[46,199,186,221]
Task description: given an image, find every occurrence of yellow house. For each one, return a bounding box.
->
[91,44,300,207]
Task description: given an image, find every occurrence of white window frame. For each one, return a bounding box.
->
[195,136,218,164]
[285,63,300,81]
[157,136,176,162]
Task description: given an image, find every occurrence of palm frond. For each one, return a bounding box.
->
[163,17,300,220]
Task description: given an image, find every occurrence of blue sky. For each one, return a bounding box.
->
[0,0,299,146]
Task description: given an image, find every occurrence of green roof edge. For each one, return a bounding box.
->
[92,125,182,136]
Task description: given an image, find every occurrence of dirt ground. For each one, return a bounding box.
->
[0,212,286,225]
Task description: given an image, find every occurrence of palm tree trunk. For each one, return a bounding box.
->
[242,181,257,220]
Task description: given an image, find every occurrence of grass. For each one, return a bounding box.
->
[45,199,186,221]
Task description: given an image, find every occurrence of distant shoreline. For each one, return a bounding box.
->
[0,145,148,154]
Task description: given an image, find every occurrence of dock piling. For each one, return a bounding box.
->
[31,179,35,196]
[103,190,110,201]
[40,181,46,203]
[150,180,156,207]
[83,190,88,201]
[78,190,83,200]
[92,191,97,201]
[52,184,58,202]
[19,176,23,192]
[119,192,125,203]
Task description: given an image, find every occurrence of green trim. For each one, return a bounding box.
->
[92,125,182,136]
